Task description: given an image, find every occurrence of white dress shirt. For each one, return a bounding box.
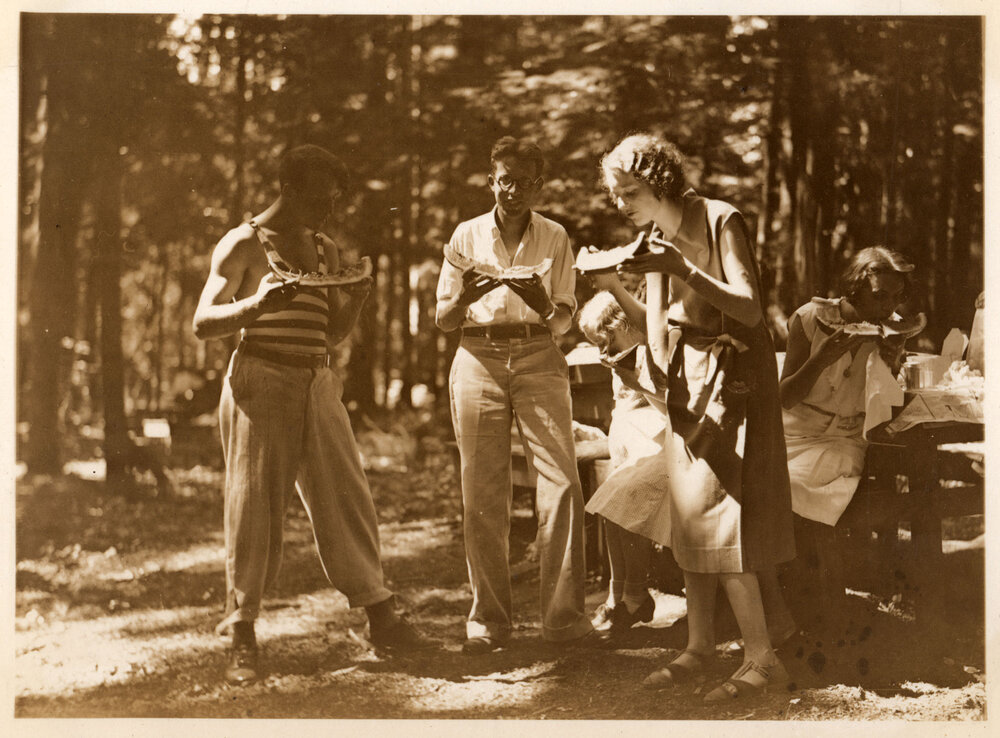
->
[436,207,577,326]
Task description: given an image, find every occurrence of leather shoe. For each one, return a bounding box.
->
[462,636,505,655]
[609,593,656,634]
[550,628,610,649]
[369,612,435,651]
[224,644,260,685]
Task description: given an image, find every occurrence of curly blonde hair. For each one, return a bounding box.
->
[600,134,686,202]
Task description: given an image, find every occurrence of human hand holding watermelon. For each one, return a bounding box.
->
[506,273,554,317]
[456,268,503,306]
[815,327,867,367]
[444,243,553,282]
[255,272,300,313]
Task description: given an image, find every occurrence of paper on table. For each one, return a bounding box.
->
[883,388,985,435]
[864,351,905,437]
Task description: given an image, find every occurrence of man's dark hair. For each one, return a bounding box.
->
[279,144,348,190]
[490,136,546,177]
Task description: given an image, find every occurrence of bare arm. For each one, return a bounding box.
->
[590,271,647,332]
[327,278,372,345]
[620,220,763,327]
[779,314,866,410]
[435,268,502,332]
[192,231,296,340]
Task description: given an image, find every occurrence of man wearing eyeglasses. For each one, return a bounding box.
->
[193,144,431,686]
[436,136,596,655]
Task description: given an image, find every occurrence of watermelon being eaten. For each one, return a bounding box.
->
[574,232,650,274]
[443,243,553,281]
[816,311,927,340]
[267,254,374,287]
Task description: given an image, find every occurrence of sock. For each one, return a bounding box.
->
[622,590,648,614]
[607,584,624,608]
[232,620,256,648]
[366,596,398,626]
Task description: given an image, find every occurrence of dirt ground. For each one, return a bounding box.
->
[12,428,986,724]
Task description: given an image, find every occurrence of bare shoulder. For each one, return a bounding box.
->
[211,223,261,271]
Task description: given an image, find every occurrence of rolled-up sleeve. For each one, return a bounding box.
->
[436,228,466,310]
[548,228,577,314]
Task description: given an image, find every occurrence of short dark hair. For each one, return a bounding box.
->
[279,144,348,190]
[840,246,914,301]
[601,134,686,201]
[490,136,545,177]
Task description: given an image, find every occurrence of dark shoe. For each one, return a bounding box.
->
[369,612,435,652]
[609,593,656,634]
[550,628,610,650]
[224,644,260,685]
[462,636,505,655]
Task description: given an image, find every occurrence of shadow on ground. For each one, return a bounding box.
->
[14,452,986,720]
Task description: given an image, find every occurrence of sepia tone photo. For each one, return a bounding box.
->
[11,7,991,728]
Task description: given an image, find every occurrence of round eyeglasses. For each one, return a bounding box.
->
[494,174,541,192]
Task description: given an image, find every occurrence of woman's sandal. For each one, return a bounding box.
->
[642,649,714,689]
[703,658,791,702]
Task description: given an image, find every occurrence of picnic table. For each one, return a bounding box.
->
[859,385,985,613]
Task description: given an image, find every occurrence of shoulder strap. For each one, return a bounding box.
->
[247,220,291,274]
[312,232,331,274]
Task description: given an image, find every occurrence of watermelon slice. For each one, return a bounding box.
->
[816,312,926,340]
[574,232,649,274]
[602,342,640,371]
[443,243,553,281]
[882,313,927,338]
[267,253,373,287]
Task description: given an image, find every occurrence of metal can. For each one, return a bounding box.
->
[903,357,935,390]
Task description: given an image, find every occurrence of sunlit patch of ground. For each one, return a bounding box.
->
[14,435,986,720]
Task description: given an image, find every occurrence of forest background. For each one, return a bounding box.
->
[16,12,983,486]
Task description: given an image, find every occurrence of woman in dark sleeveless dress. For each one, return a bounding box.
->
[591,134,796,702]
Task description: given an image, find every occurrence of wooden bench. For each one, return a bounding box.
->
[805,421,985,622]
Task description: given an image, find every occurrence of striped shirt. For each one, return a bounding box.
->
[243,222,330,356]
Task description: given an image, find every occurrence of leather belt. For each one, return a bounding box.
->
[462,324,550,340]
[240,342,329,368]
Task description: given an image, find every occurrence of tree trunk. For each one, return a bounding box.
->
[92,153,133,488]
[24,19,88,474]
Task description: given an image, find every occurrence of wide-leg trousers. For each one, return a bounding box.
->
[216,346,392,632]
[450,334,592,642]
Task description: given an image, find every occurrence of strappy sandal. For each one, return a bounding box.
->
[703,658,790,702]
[642,649,714,689]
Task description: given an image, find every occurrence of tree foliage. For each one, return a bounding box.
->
[18,14,983,475]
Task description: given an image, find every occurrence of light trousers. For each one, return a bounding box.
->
[450,334,592,642]
[216,346,392,632]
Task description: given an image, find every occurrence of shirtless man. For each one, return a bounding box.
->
[193,144,428,685]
